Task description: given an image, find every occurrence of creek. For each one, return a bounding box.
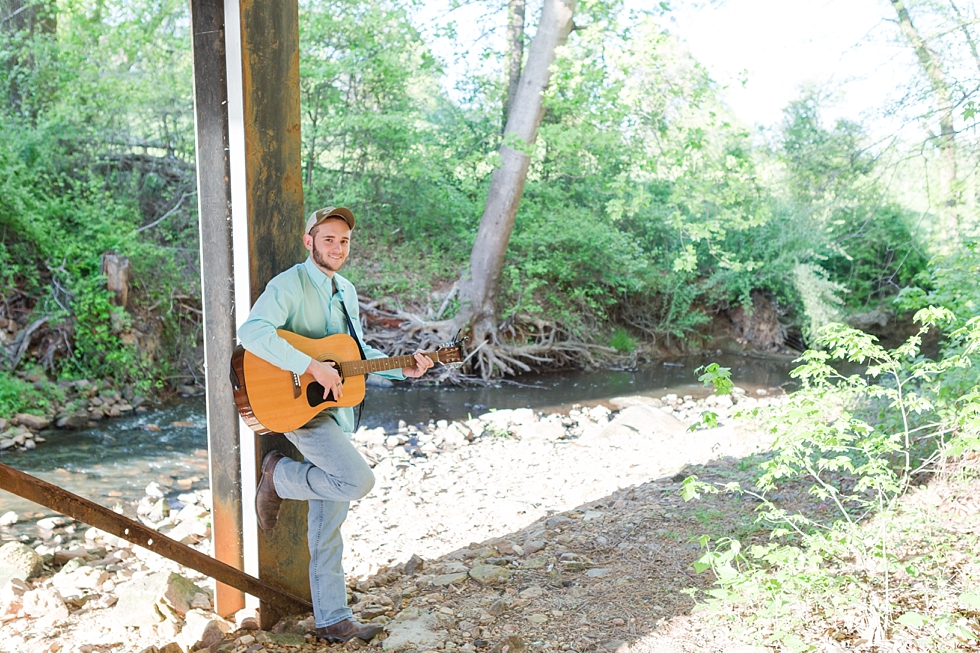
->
[0,352,799,539]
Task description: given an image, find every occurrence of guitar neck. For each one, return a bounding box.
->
[338,352,438,378]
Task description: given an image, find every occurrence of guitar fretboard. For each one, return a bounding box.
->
[338,352,437,378]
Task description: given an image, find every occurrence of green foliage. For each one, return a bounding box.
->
[683,311,980,648]
[0,372,48,417]
[791,261,845,343]
[0,0,951,389]
[688,363,731,430]
[609,328,636,353]
[898,239,980,330]
[0,0,198,389]
[776,91,929,311]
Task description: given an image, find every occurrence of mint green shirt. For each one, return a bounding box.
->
[238,257,404,433]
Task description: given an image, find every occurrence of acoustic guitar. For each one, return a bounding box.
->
[230,330,465,435]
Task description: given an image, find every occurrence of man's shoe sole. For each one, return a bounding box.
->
[314,624,384,643]
[255,451,284,531]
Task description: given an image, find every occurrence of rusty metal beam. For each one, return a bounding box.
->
[0,463,312,615]
[224,0,309,629]
[189,0,246,618]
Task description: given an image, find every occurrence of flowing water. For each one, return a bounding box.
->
[0,352,800,538]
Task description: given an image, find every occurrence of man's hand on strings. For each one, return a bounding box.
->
[306,359,343,399]
[402,351,434,378]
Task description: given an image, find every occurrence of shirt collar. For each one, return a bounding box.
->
[303,257,333,290]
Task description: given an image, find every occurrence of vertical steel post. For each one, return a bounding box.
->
[192,0,310,625]
[225,0,310,629]
[189,0,246,618]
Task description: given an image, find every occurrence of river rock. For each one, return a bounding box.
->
[402,553,424,576]
[522,556,548,569]
[23,587,69,624]
[432,572,469,586]
[112,571,204,626]
[37,516,67,530]
[495,540,521,556]
[383,608,441,651]
[53,546,89,565]
[0,511,17,526]
[15,413,50,430]
[514,421,565,441]
[523,540,545,555]
[0,541,44,585]
[56,410,90,430]
[478,409,516,430]
[234,607,260,630]
[163,517,209,544]
[519,586,546,599]
[190,592,211,610]
[469,564,511,584]
[595,405,685,439]
[490,635,526,653]
[443,422,473,444]
[0,577,28,617]
[178,610,233,651]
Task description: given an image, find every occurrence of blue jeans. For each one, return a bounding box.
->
[272,414,375,627]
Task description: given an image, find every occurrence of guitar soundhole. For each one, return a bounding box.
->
[306,381,341,407]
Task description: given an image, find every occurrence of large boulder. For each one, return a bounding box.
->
[177,610,233,651]
[23,587,69,624]
[111,571,205,626]
[14,413,51,431]
[383,608,442,651]
[594,405,685,439]
[0,542,44,586]
[469,564,511,584]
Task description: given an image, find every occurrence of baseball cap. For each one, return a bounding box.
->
[305,206,355,234]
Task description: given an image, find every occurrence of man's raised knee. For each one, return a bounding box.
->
[351,469,375,500]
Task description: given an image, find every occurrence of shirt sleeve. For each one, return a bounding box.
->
[237,281,314,376]
[345,289,405,381]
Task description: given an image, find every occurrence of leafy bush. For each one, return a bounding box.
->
[683,309,980,649]
[0,372,51,417]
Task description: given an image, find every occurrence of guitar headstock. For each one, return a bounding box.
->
[434,333,468,367]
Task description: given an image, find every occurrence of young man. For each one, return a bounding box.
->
[237,206,433,642]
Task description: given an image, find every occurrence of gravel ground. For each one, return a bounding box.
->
[0,389,787,653]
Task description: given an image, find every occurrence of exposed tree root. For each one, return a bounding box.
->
[358,299,618,381]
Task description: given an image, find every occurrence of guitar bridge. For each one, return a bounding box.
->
[291,373,301,399]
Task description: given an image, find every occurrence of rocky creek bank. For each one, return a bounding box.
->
[0,388,786,653]
[0,371,190,453]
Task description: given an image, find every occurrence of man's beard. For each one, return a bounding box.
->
[312,246,344,272]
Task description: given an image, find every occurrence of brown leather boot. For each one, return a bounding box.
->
[314,619,384,643]
[255,451,285,531]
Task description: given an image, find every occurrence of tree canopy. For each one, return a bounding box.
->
[0,0,975,392]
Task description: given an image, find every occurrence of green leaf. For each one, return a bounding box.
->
[959,591,980,609]
[896,611,930,627]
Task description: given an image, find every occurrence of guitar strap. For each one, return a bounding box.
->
[334,281,366,431]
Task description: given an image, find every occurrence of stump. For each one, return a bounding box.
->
[100,252,131,308]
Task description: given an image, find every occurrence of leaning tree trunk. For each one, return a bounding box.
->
[948,0,979,217]
[453,0,576,375]
[890,0,962,245]
[502,0,525,133]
